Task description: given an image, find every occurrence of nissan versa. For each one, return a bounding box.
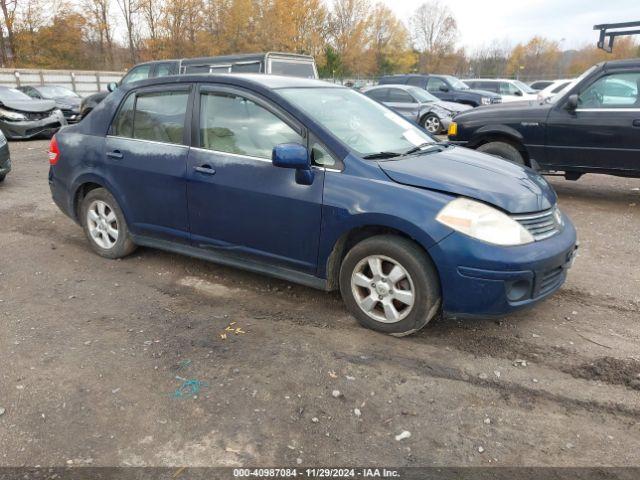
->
[49,74,578,335]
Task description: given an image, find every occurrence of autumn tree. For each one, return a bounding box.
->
[84,0,114,68]
[328,0,372,75]
[0,0,18,65]
[410,1,457,73]
[367,3,413,74]
[507,36,561,79]
[116,0,139,64]
[263,0,328,56]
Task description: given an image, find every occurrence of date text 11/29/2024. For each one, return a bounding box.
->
[233,468,400,477]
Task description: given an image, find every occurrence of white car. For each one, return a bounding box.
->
[536,79,576,102]
[463,79,538,103]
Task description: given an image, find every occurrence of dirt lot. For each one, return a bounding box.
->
[0,139,639,467]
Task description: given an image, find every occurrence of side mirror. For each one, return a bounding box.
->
[566,94,578,111]
[272,143,314,185]
[107,82,118,92]
[439,85,449,92]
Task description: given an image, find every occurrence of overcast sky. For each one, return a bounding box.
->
[379,0,640,51]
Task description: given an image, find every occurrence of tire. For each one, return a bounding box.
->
[477,141,525,166]
[421,114,442,134]
[80,188,136,259]
[0,174,5,183]
[339,235,441,336]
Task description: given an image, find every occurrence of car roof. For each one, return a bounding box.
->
[121,73,341,91]
[602,58,640,69]
[364,84,414,91]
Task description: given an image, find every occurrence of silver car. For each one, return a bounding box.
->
[362,85,471,134]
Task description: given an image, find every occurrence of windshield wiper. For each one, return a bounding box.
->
[362,151,403,159]
[403,143,441,156]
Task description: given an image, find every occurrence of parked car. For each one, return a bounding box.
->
[80,52,318,118]
[378,74,501,107]
[0,130,10,182]
[529,80,554,91]
[536,79,575,102]
[463,79,538,103]
[448,59,640,179]
[18,84,82,123]
[49,74,577,336]
[361,84,471,133]
[0,86,66,139]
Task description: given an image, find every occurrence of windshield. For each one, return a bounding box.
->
[549,66,597,104]
[512,80,536,94]
[0,88,33,101]
[279,87,435,157]
[408,87,439,103]
[446,76,469,90]
[37,85,79,98]
[270,60,317,79]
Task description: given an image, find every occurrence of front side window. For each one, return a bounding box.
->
[500,82,520,96]
[426,77,448,93]
[200,92,302,158]
[112,90,188,144]
[279,87,435,157]
[121,65,153,85]
[579,72,640,108]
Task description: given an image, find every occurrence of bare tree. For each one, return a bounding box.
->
[116,0,139,64]
[0,0,17,65]
[410,1,457,72]
[85,0,114,68]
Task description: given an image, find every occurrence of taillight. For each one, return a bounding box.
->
[48,136,60,165]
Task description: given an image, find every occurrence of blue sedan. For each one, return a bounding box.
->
[48,74,577,335]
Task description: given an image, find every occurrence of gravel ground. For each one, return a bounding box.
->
[0,139,639,467]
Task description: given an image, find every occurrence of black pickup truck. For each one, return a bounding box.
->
[448,59,640,179]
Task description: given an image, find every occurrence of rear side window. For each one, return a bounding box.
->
[185,65,210,74]
[270,61,316,79]
[112,90,189,145]
[406,77,426,88]
[388,89,414,103]
[155,62,178,77]
[366,89,388,102]
[231,62,261,73]
[199,91,302,159]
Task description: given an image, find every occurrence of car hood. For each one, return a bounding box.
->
[0,99,56,113]
[378,146,556,214]
[54,96,81,109]
[427,101,473,113]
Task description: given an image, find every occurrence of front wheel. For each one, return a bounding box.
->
[421,114,442,134]
[80,188,136,259]
[339,235,441,336]
[477,141,525,166]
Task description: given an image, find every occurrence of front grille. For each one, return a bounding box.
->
[512,208,561,241]
[25,110,54,121]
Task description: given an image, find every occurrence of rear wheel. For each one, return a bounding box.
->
[421,114,442,134]
[80,188,136,259]
[477,141,525,166]
[339,235,441,336]
[0,174,5,183]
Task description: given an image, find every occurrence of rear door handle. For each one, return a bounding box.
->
[106,150,123,160]
[633,119,640,127]
[195,165,216,175]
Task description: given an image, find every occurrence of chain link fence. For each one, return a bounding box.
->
[0,68,125,97]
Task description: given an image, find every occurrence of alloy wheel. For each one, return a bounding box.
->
[86,200,119,249]
[350,255,415,324]
[423,115,441,133]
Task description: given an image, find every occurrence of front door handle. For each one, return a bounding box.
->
[106,150,123,160]
[195,165,216,175]
[633,119,640,128]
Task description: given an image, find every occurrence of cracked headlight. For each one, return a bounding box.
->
[436,198,534,246]
[0,107,26,121]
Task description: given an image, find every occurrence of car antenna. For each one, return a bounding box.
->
[593,21,640,52]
